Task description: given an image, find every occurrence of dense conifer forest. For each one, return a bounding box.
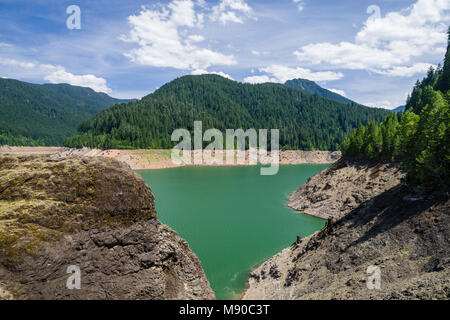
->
[341,28,450,189]
[65,75,389,150]
[0,79,130,145]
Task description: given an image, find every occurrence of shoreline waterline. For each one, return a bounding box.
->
[0,146,341,170]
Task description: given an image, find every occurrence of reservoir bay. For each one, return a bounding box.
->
[136,164,329,299]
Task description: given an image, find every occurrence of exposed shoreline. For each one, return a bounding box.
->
[287,159,405,220]
[0,145,342,300]
[242,159,406,299]
[0,146,341,170]
[242,159,449,300]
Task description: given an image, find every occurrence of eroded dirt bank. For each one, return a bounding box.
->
[0,155,214,300]
[243,159,449,300]
[288,159,405,220]
[0,146,341,169]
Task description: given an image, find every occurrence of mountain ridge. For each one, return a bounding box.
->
[66,74,390,151]
[0,78,133,146]
[284,78,358,105]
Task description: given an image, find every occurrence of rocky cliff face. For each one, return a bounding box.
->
[244,159,449,300]
[0,155,214,300]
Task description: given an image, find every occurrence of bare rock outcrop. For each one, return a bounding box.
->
[0,155,214,300]
[288,159,405,220]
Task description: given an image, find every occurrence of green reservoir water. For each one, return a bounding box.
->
[136,164,328,299]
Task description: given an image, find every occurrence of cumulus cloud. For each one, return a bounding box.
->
[121,0,242,70]
[44,69,112,94]
[363,100,395,109]
[0,56,35,69]
[374,63,436,77]
[210,0,255,24]
[327,88,346,97]
[363,91,410,109]
[0,56,112,93]
[243,75,272,84]
[294,0,450,77]
[243,64,343,84]
[191,69,234,80]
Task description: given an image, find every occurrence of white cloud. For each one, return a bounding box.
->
[243,75,272,84]
[0,42,13,48]
[363,99,395,109]
[374,62,436,77]
[191,68,234,80]
[243,64,343,83]
[363,91,410,109]
[0,56,112,93]
[293,0,305,12]
[0,57,36,69]
[186,34,205,43]
[121,0,236,70]
[296,42,404,70]
[327,88,346,97]
[294,0,450,77]
[251,50,269,56]
[44,69,112,94]
[217,11,243,24]
[210,0,255,24]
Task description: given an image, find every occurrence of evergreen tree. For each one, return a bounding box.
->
[341,30,450,190]
[437,27,450,92]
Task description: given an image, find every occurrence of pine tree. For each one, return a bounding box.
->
[438,27,450,92]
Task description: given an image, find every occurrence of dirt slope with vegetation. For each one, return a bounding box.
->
[0,155,214,300]
[243,160,449,300]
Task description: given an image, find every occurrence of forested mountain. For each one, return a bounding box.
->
[284,78,357,105]
[0,79,131,145]
[341,27,449,189]
[65,75,389,150]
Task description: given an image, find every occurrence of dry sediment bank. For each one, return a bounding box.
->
[0,146,341,169]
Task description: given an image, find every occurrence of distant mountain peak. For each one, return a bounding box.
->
[284,78,359,106]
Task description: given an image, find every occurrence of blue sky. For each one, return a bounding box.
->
[0,0,449,109]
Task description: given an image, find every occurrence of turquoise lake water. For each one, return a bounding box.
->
[136,164,328,299]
